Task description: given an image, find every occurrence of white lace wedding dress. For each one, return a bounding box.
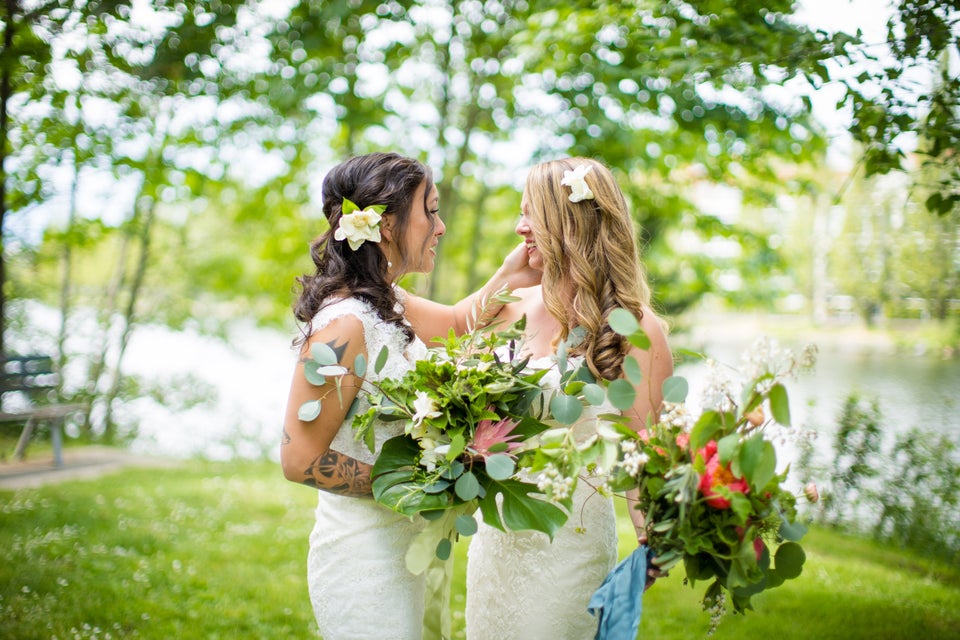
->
[305,296,429,640]
[465,356,619,640]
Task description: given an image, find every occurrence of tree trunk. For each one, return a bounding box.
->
[55,150,80,392]
[101,193,156,440]
[0,1,16,357]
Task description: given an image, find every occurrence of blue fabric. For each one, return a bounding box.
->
[587,545,651,640]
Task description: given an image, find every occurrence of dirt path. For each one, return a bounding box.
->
[0,446,180,490]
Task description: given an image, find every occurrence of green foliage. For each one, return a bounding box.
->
[800,391,960,565]
[1,460,958,639]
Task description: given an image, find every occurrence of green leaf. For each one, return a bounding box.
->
[718,432,740,465]
[769,383,791,425]
[607,379,636,410]
[342,197,360,214]
[374,345,390,374]
[297,400,321,422]
[627,332,651,350]
[779,516,809,542]
[550,393,583,425]
[455,471,480,501]
[354,354,367,378]
[774,542,805,579]
[485,454,516,481]
[310,342,339,366]
[303,361,326,386]
[582,383,606,406]
[623,356,643,385]
[455,514,478,537]
[690,411,723,451]
[738,433,765,483]
[608,308,640,335]
[435,538,452,561]
[447,433,466,461]
[479,479,568,537]
[662,376,689,403]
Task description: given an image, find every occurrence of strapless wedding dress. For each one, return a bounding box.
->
[464,356,619,640]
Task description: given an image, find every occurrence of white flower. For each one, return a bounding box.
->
[560,164,595,203]
[334,198,384,250]
[410,391,442,429]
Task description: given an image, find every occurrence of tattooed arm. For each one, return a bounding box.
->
[281,314,374,497]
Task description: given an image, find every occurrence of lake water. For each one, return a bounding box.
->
[111,312,960,473]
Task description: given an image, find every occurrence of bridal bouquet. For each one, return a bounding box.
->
[603,328,818,629]
[302,289,616,569]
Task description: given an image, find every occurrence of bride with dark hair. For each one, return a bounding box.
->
[282,151,538,639]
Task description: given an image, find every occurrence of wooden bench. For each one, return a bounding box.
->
[0,355,86,468]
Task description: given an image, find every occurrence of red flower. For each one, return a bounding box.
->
[697,441,749,509]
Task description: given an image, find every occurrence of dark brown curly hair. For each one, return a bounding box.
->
[293,152,435,346]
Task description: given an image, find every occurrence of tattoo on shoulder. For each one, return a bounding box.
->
[326,338,349,363]
[301,450,372,497]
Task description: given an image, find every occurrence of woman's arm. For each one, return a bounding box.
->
[404,242,541,345]
[281,314,373,497]
[622,308,675,543]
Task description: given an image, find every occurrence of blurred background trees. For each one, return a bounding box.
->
[1,0,958,441]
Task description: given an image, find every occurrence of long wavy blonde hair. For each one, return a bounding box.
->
[524,157,653,381]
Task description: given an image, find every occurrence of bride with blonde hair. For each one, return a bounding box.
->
[465,157,674,639]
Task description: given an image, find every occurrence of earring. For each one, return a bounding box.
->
[387,261,393,268]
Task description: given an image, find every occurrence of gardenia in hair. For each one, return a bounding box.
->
[560,164,595,203]
[334,197,385,250]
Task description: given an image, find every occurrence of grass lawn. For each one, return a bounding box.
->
[2,457,958,639]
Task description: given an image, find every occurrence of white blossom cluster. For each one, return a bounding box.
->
[536,463,576,501]
[619,439,650,477]
[699,358,739,413]
[660,401,695,430]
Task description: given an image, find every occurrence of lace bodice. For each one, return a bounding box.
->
[309,295,427,465]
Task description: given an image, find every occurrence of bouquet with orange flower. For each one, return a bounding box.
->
[603,326,819,629]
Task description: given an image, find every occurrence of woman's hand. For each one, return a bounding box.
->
[637,532,669,591]
[498,241,541,291]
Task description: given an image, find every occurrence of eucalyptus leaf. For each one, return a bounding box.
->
[455,514,478,537]
[435,538,452,561]
[662,376,689,403]
[582,383,607,406]
[297,399,321,422]
[310,342,339,366]
[455,471,480,501]
[778,517,809,542]
[774,542,805,579]
[607,379,636,411]
[608,308,640,335]
[623,356,643,385]
[375,345,390,374]
[549,394,583,425]
[303,361,326,386]
[354,353,367,377]
[485,453,516,481]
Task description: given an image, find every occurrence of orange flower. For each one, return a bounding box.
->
[697,441,749,509]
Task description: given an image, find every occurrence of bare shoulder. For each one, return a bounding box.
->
[494,285,543,326]
[302,313,367,362]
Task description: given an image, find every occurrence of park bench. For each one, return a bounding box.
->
[0,354,86,468]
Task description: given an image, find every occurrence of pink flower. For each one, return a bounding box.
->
[470,416,523,459]
[737,527,766,562]
[675,433,690,450]
[804,482,820,504]
[697,441,749,509]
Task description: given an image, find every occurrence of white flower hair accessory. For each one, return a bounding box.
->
[560,164,595,203]
[334,197,386,250]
